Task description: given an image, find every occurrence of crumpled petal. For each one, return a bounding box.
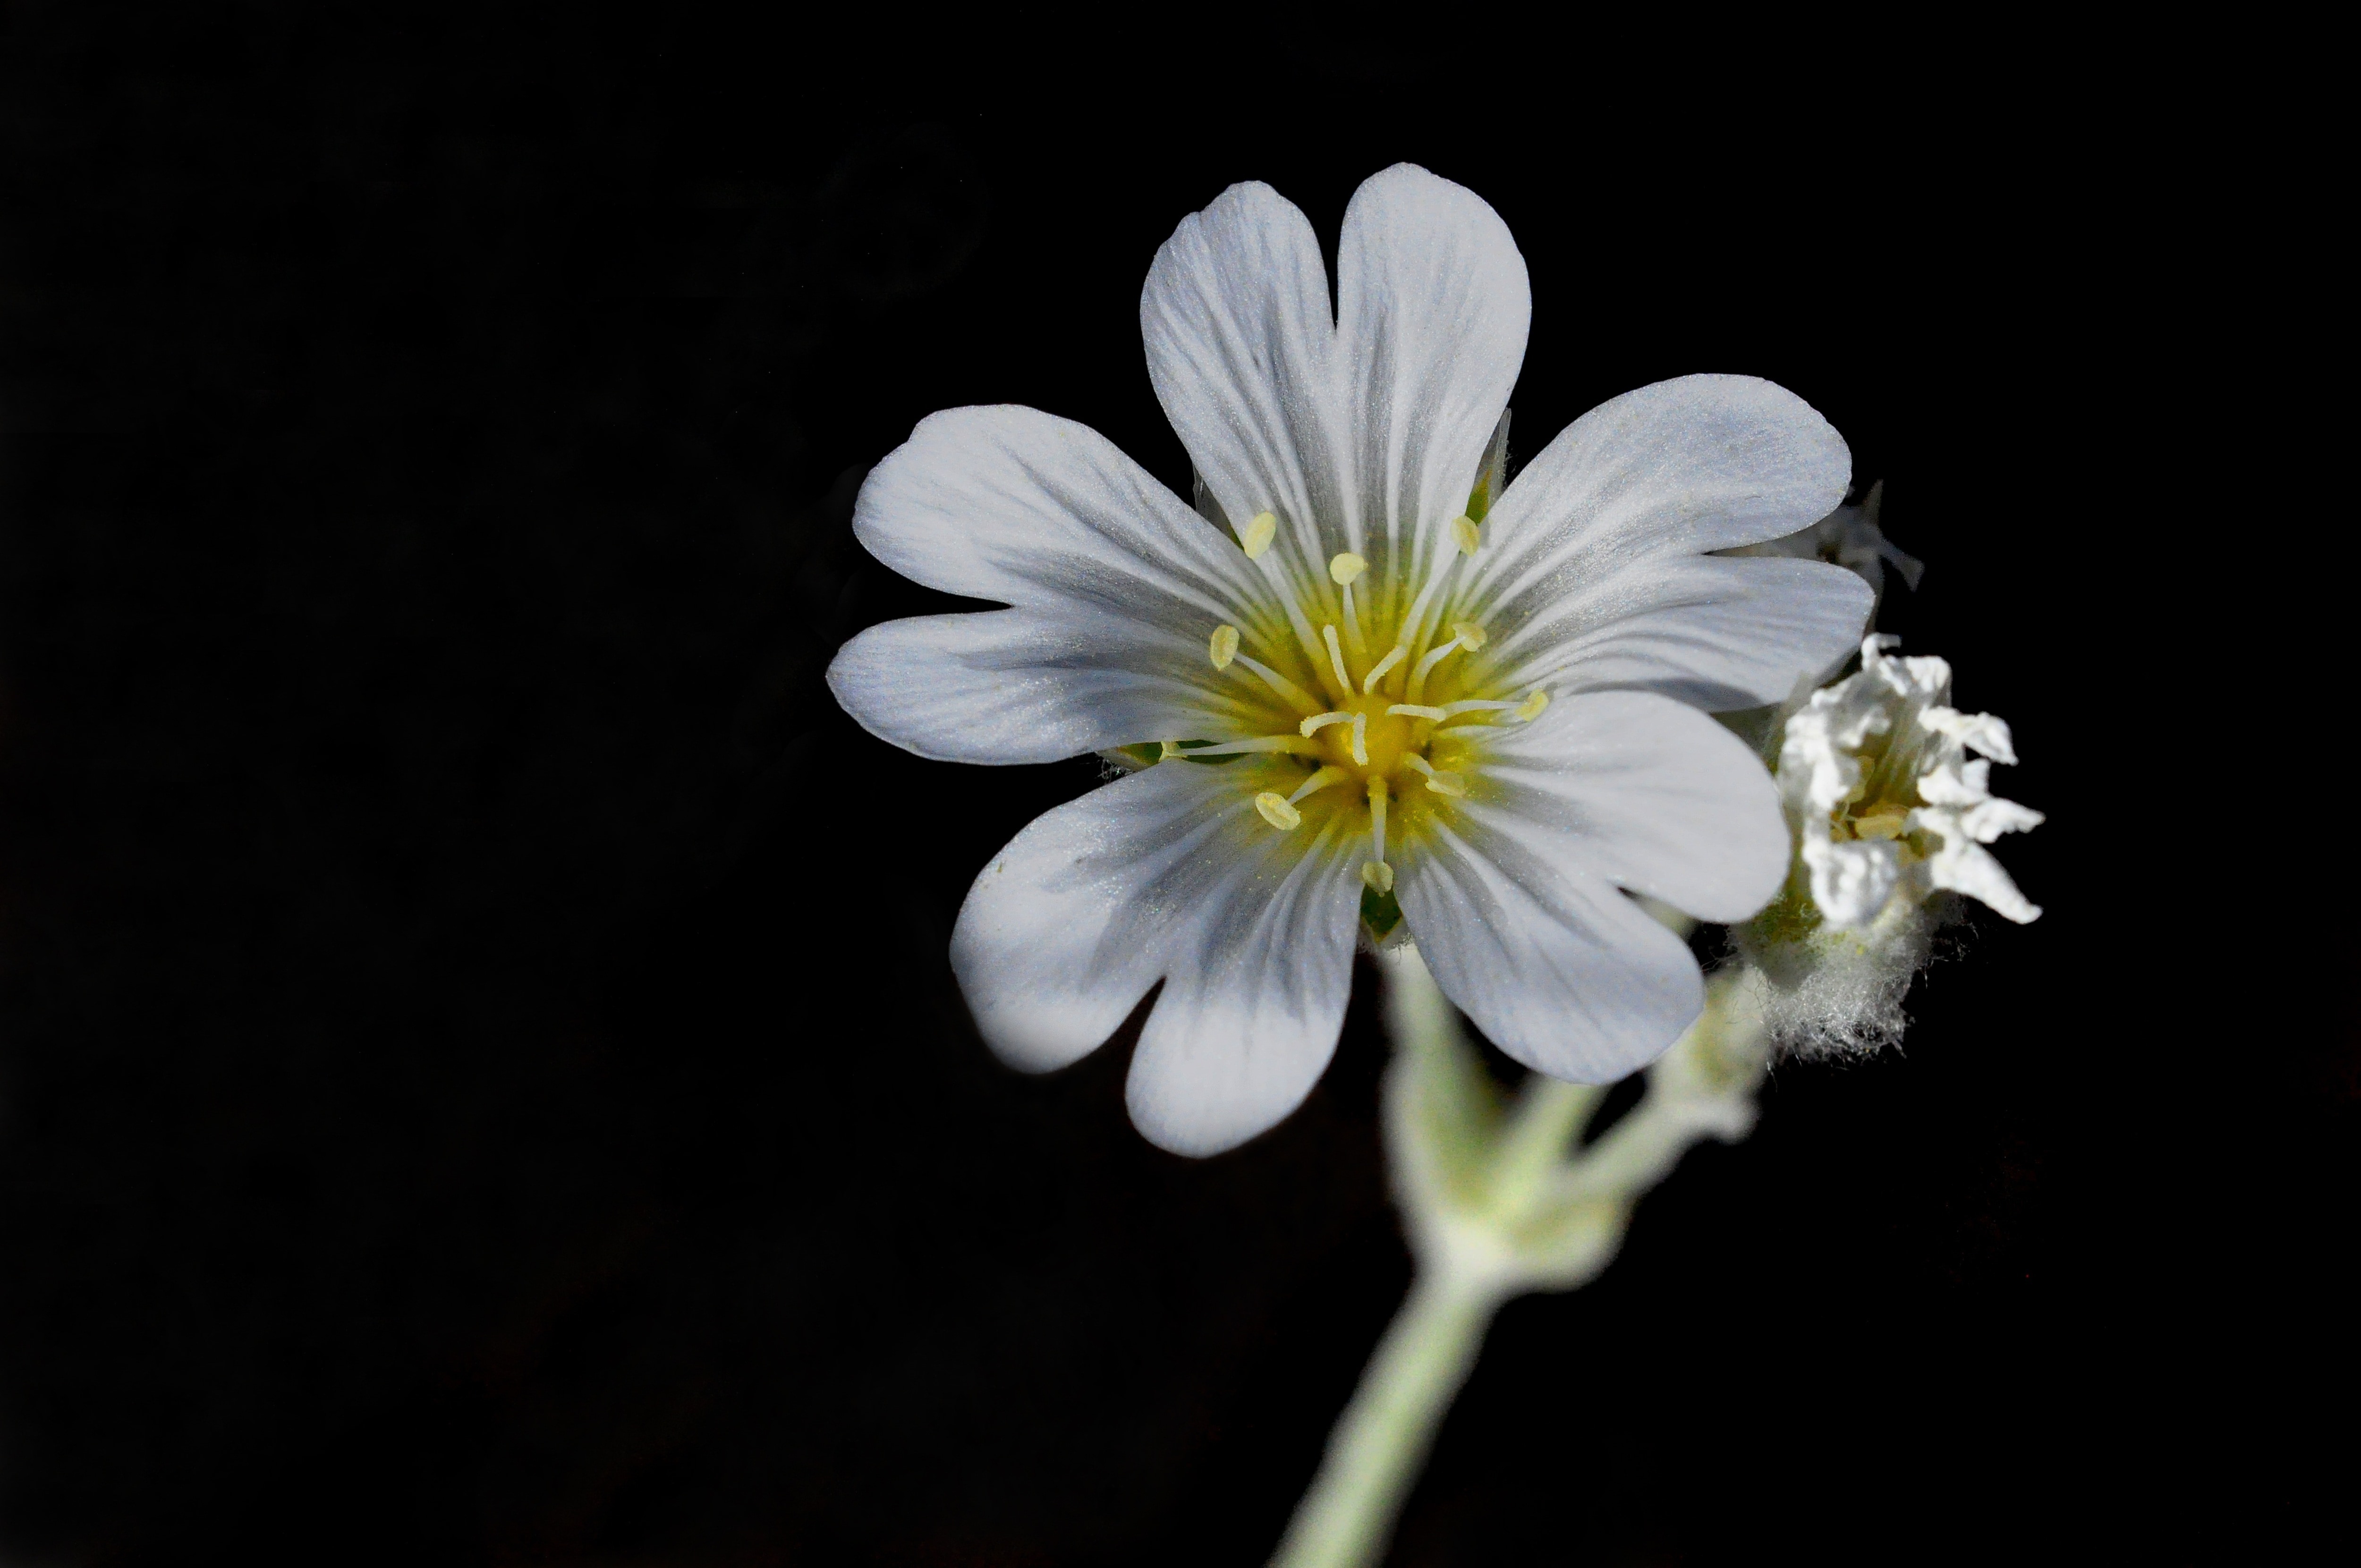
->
[1911,802,2045,923]
[951,758,1363,1155]
[1464,374,1863,709]
[829,406,1273,763]
[1396,817,1705,1084]
[1141,166,1529,608]
[1452,690,1790,923]
[1802,834,1904,927]
[1773,637,2043,931]
[1921,704,2018,764]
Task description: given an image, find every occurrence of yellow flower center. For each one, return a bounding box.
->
[1157,513,1548,905]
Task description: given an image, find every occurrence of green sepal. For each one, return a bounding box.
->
[1360,884,1403,938]
[1462,407,1512,523]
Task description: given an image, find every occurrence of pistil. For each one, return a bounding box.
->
[1406,620,1487,704]
[1360,644,1408,695]
[1402,755,1466,796]
[1289,766,1351,805]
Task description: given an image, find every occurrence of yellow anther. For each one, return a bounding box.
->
[1300,711,1351,738]
[1387,703,1448,721]
[1255,791,1302,830]
[1209,624,1240,670]
[1450,515,1481,555]
[1515,688,1550,721]
[1361,860,1395,894]
[1423,771,1467,797]
[1159,740,1181,760]
[1450,620,1487,650]
[1851,810,1910,840]
[1349,712,1368,767]
[1240,511,1278,559]
[1328,551,1368,585]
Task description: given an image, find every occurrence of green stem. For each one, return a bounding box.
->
[1268,1269,1504,1568]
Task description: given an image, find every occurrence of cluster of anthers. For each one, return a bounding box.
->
[1152,502,1544,907]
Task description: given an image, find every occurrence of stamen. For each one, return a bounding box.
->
[1288,765,1350,804]
[1395,538,1466,660]
[1450,620,1486,650]
[1361,860,1395,894]
[1299,711,1352,739]
[1349,712,1368,767]
[1328,552,1367,585]
[1322,624,1352,695]
[1515,689,1551,721]
[1361,643,1409,695]
[1451,515,1481,555]
[1338,585,1367,660]
[1432,698,1518,724]
[1387,703,1448,721]
[1188,735,1322,757]
[1159,740,1181,760]
[1255,791,1302,830]
[1403,755,1467,796]
[1209,624,1240,670]
[1239,520,1345,689]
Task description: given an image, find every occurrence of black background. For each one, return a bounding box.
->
[0,8,2336,1566]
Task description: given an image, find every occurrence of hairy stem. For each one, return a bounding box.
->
[1268,1269,1504,1568]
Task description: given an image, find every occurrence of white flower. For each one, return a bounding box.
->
[1777,634,2044,930]
[828,166,1872,1155]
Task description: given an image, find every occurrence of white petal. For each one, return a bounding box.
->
[1140,181,1354,589]
[830,609,1262,764]
[1139,166,1531,605]
[1397,819,1704,1083]
[1334,164,1530,583]
[951,759,1362,1154]
[1463,375,1854,703]
[1124,815,1365,1158]
[1458,691,1790,922]
[1485,554,1872,712]
[831,406,1274,763]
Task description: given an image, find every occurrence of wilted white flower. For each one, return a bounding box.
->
[1782,634,2041,927]
[1741,634,2041,1054]
[830,165,1871,1154]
